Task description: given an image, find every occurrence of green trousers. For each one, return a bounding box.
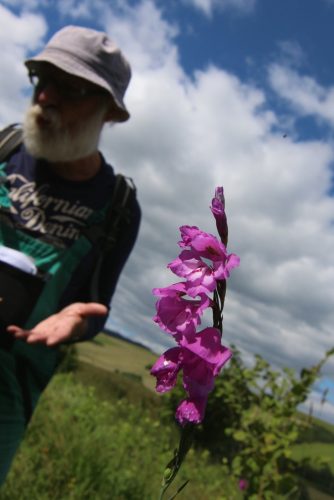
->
[0,331,60,485]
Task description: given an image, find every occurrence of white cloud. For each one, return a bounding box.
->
[181,0,257,17]
[276,40,307,68]
[269,63,334,127]
[0,5,47,125]
[102,1,179,73]
[56,0,109,19]
[0,4,46,49]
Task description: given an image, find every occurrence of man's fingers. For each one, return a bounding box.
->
[6,326,28,338]
[7,326,45,343]
[74,302,108,317]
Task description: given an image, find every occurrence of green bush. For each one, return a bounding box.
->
[3,343,333,499]
[163,346,334,498]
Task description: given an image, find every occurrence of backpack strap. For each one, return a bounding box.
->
[0,124,23,163]
[84,173,136,302]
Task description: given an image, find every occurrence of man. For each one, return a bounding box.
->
[0,26,141,484]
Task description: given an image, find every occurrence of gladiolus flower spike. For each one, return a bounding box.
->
[151,186,240,426]
[152,186,240,500]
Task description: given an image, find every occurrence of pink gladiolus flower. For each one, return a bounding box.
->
[151,327,232,425]
[168,249,216,296]
[239,478,249,491]
[151,187,239,431]
[153,284,210,337]
[210,186,228,245]
[168,230,240,297]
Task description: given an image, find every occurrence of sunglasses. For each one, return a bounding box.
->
[28,69,109,101]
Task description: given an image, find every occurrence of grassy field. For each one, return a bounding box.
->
[76,332,157,391]
[75,332,334,498]
[3,332,333,499]
[292,442,334,473]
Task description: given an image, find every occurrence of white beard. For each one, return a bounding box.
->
[23,103,107,162]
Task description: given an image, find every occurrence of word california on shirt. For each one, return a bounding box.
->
[1,145,116,248]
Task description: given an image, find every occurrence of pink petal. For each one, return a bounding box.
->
[152,282,186,297]
[178,225,202,247]
[180,327,233,374]
[183,373,214,397]
[153,293,210,336]
[175,397,208,425]
[150,347,182,393]
[190,232,226,260]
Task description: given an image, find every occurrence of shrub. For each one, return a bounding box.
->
[163,346,334,498]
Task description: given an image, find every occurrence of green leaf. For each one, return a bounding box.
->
[233,430,248,442]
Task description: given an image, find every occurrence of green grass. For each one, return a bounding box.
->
[305,484,334,500]
[73,360,163,418]
[3,332,333,499]
[2,372,239,500]
[79,333,334,497]
[292,443,334,473]
[76,333,157,391]
[75,333,334,498]
[296,412,334,444]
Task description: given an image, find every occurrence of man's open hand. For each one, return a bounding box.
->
[7,302,108,346]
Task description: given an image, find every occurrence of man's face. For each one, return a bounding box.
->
[23,63,112,162]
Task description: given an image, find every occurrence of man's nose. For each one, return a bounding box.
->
[34,82,60,106]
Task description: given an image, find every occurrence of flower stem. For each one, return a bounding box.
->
[158,425,193,500]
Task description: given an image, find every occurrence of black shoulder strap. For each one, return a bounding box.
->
[101,173,135,250]
[0,124,23,163]
[87,173,136,302]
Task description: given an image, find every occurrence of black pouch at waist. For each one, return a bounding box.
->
[0,260,46,327]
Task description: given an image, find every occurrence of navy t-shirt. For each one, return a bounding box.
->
[3,146,117,247]
[1,145,141,338]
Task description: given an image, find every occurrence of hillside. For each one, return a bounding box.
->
[2,331,333,499]
[76,331,158,391]
[75,332,334,498]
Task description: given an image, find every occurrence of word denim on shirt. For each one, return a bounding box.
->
[4,173,94,248]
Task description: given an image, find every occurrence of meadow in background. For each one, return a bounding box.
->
[1,333,333,500]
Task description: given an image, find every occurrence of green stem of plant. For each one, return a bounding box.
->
[158,425,193,500]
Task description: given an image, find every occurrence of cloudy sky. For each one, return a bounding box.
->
[1,0,334,423]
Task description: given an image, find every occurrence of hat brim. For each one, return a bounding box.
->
[25,54,130,123]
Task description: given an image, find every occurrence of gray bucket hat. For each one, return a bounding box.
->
[25,25,131,122]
